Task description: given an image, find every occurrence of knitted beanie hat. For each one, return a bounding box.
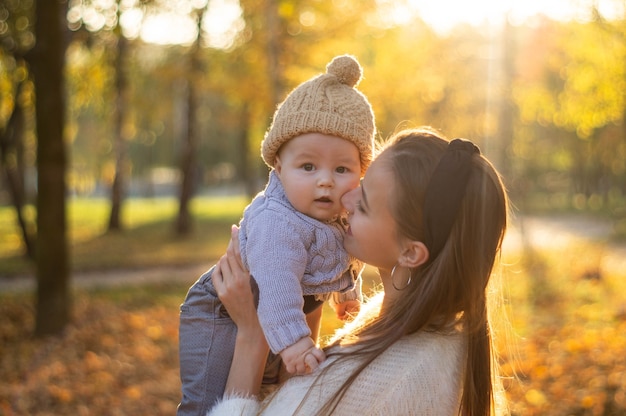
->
[262,55,376,175]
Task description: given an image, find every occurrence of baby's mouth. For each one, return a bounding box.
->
[316,196,332,203]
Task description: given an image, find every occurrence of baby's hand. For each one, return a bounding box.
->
[333,299,360,321]
[280,336,325,375]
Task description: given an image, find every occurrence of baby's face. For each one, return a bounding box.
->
[275,133,361,222]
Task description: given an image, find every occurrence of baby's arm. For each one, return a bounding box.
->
[279,336,326,375]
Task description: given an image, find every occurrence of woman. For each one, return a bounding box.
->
[211,127,509,415]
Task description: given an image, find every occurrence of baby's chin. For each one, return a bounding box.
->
[309,212,341,223]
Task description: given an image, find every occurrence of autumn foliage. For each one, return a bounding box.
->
[1,236,625,415]
[0,286,184,415]
[493,230,626,415]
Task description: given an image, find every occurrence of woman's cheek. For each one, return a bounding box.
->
[345,221,366,257]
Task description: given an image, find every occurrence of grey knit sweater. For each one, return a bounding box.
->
[239,171,361,354]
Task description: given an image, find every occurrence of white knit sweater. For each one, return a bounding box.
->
[208,326,466,415]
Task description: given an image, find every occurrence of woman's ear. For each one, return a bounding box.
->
[398,240,429,268]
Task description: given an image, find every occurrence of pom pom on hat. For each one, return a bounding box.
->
[326,55,362,87]
[262,55,376,175]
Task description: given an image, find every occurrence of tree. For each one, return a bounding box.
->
[0,1,37,260]
[107,21,130,231]
[0,74,35,259]
[65,0,145,231]
[514,16,626,204]
[28,0,71,336]
[175,4,207,235]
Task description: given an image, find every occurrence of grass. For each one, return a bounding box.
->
[2,198,626,415]
[0,196,250,276]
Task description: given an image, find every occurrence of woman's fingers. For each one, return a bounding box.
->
[227,225,243,269]
[213,255,228,296]
[230,224,240,249]
[222,226,250,291]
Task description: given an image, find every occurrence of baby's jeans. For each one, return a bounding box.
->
[177,267,236,416]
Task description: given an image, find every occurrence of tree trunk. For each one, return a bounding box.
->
[175,80,198,235]
[265,0,283,105]
[175,7,205,236]
[108,32,129,231]
[0,79,35,259]
[30,0,71,337]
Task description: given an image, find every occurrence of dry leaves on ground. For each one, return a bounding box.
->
[0,286,183,416]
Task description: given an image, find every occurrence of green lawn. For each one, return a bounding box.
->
[0,195,250,276]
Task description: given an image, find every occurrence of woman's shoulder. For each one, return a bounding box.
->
[353,330,465,414]
[387,328,466,374]
[290,330,466,415]
[327,324,465,390]
[402,326,465,350]
[340,325,462,369]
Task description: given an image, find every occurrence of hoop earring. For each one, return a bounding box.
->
[391,264,412,291]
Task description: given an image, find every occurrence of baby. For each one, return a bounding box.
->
[177,55,376,416]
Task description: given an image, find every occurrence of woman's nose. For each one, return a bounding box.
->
[341,188,356,212]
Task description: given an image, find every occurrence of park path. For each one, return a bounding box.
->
[1,214,624,293]
[502,215,625,273]
[0,263,208,293]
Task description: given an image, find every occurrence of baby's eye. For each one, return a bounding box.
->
[336,166,348,174]
[302,163,314,171]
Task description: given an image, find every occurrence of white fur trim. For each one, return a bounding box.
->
[206,395,260,416]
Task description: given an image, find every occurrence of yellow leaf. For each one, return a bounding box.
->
[125,386,142,399]
[525,389,547,406]
[580,395,594,408]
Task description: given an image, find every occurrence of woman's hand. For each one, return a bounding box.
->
[213,225,260,333]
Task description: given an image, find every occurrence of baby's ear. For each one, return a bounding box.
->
[398,240,429,269]
[274,155,283,176]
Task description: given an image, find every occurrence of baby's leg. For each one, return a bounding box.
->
[178,269,237,416]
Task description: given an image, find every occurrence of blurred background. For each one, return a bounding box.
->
[1,0,626,415]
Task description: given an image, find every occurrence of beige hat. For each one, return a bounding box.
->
[262,55,376,175]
